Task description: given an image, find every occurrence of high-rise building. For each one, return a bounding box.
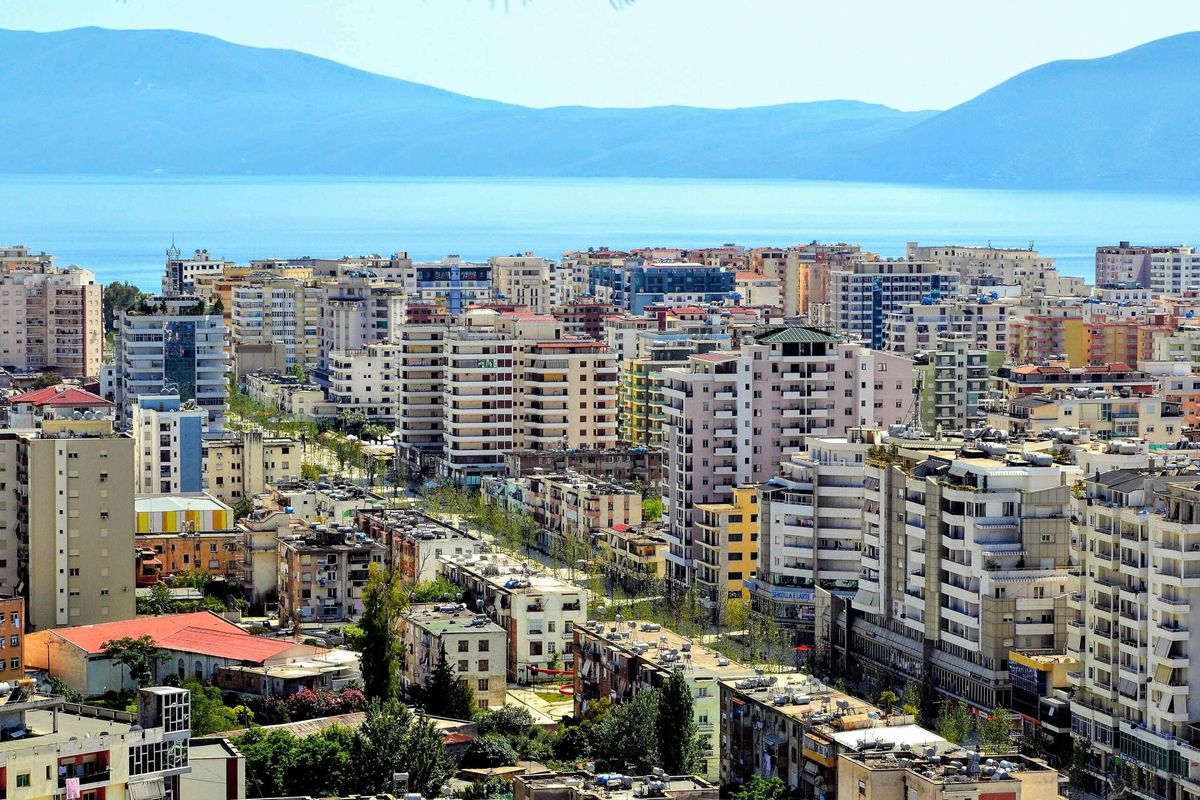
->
[617,332,731,447]
[489,253,565,313]
[694,485,760,619]
[662,327,914,585]
[162,244,235,295]
[828,260,960,349]
[0,258,103,378]
[930,334,1001,434]
[882,298,1008,355]
[441,327,514,486]
[589,259,735,314]
[131,393,206,495]
[1149,246,1200,296]
[317,273,407,376]
[1095,241,1180,287]
[116,296,229,431]
[231,275,322,372]
[395,321,448,473]
[513,340,617,451]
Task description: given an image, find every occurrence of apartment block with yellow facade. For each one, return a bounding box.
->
[694,486,760,621]
[617,332,730,447]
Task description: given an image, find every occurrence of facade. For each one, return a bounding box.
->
[0,266,102,378]
[0,423,136,630]
[135,494,239,583]
[395,322,448,471]
[131,393,206,495]
[662,328,913,586]
[276,525,386,627]
[751,431,878,639]
[985,392,1184,443]
[489,254,564,314]
[399,603,508,710]
[231,276,322,371]
[201,430,304,505]
[882,299,1007,355]
[572,619,756,781]
[589,260,735,314]
[441,552,587,683]
[827,260,960,349]
[117,296,229,430]
[849,442,1077,712]
[0,597,24,684]
[325,342,401,420]
[838,750,1058,800]
[513,340,618,451]
[409,257,493,315]
[1096,242,1181,287]
[503,447,666,488]
[693,486,759,619]
[163,245,235,295]
[244,372,334,418]
[1149,247,1200,296]
[355,508,483,583]
[599,523,668,589]
[317,274,407,376]
[929,334,1003,434]
[995,363,1156,398]
[618,332,730,448]
[441,328,515,485]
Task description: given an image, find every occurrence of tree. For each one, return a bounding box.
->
[101,635,168,686]
[48,676,83,703]
[409,577,464,603]
[355,700,453,798]
[30,372,61,390]
[478,704,533,738]
[461,733,518,768]
[301,462,322,481]
[730,776,786,800]
[979,706,1013,753]
[103,281,147,332]
[232,496,254,520]
[359,564,405,701]
[423,645,475,720]
[360,424,390,443]
[642,494,664,523]
[594,689,660,773]
[287,363,308,382]
[878,690,899,715]
[900,680,920,716]
[136,582,175,616]
[183,678,239,734]
[935,700,973,745]
[657,669,701,776]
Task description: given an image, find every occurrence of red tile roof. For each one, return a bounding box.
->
[10,386,112,407]
[50,611,312,663]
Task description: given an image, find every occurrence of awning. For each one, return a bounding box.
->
[764,733,786,746]
[804,761,821,775]
[1117,678,1137,697]
[851,589,879,611]
[128,778,166,800]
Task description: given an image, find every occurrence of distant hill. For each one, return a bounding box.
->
[0,26,1197,188]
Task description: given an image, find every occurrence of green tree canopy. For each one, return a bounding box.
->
[657,669,701,775]
[730,776,787,800]
[101,635,168,686]
[359,564,405,701]
[422,645,475,720]
[594,689,660,773]
[936,700,973,745]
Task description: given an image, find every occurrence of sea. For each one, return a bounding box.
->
[3,175,1200,291]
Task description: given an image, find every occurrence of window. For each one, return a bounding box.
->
[477,678,489,692]
[458,640,470,653]
[8,658,17,670]
[458,660,468,672]
[548,621,556,633]
[16,774,28,788]
[478,659,489,672]
[529,641,543,656]
[478,639,489,652]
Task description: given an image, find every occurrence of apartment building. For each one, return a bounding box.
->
[827,260,960,349]
[1153,324,1200,366]
[618,332,730,447]
[572,619,756,781]
[985,391,1184,443]
[849,441,1077,712]
[514,339,618,450]
[244,372,335,419]
[489,254,564,313]
[514,770,716,800]
[662,328,913,586]
[1149,247,1200,296]
[839,750,1058,800]
[693,486,759,619]
[131,393,206,495]
[231,275,322,371]
[1007,304,1086,365]
[599,523,668,589]
[399,603,508,710]
[751,430,879,638]
[395,321,448,472]
[995,363,1156,399]
[441,327,514,485]
[0,417,136,630]
[503,447,665,489]
[163,245,235,295]
[589,260,735,314]
[134,494,238,583]
[482,471,641,555]
[929,334,1003,434]
[325,342,401,420]
[201,430,303,504]
[882,299,1007,355]
[0,265,103,378]
[733,271,782,307]
[277,524,386,627]
[0,597,24,683]
[355,508,482,583]
[408,257,493,315]
[1067,469,1200,800]
[441,552,587,683]
[1142,361,1200,426]
[4,385,115,434]
[907,241,1087,298]
[317,273,407,376]
[116,296,229,430]
[553,300,619,340]
[1095,242,1183,287]
[721,673,926,798]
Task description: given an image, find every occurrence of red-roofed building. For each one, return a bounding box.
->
[6,385,114,430]
[28,611,327,695]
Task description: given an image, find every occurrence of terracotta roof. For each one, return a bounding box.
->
[10,386,112,407]
[49,611,307,663]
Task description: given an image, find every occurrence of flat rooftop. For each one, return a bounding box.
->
[578,620,756,678]
[136,494,230,514]
[404,604,505,636]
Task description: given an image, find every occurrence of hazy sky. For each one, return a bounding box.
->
[3,0,1200,110]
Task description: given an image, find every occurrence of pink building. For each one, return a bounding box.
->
[661,326,913,586]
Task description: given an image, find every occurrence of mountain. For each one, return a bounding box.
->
[0,26,1196,188]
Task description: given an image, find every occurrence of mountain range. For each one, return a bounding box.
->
[1,26,1197,189]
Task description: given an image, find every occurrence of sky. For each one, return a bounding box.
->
[2,0,1200,111]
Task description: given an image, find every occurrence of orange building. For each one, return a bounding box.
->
[0,597,25,684]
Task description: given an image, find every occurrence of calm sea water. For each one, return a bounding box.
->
[2,175,1200,291]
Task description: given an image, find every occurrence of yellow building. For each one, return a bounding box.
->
[695,486,760,620]
[135,494,232,534]
[600,523,668,589]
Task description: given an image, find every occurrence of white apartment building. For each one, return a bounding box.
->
[489,254,565,313]
[131,393,207,495]
[1068,469,1200,800]
[317,273,407,375]
[932,334,997,434]
[828,260,960,349]
[441,552,587,683]
[442,328,514,486]
[1150,247,1200,297]
[849,441,1078,711]
[661,327,914,585]
[325,342,401,420]
[116,296,229,431]
[883,299,1007,354]
[752,430,879,637]
[231,276,322,371]
[0,265,102,378]
[163,245,235,295]
[396,323,448,472]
